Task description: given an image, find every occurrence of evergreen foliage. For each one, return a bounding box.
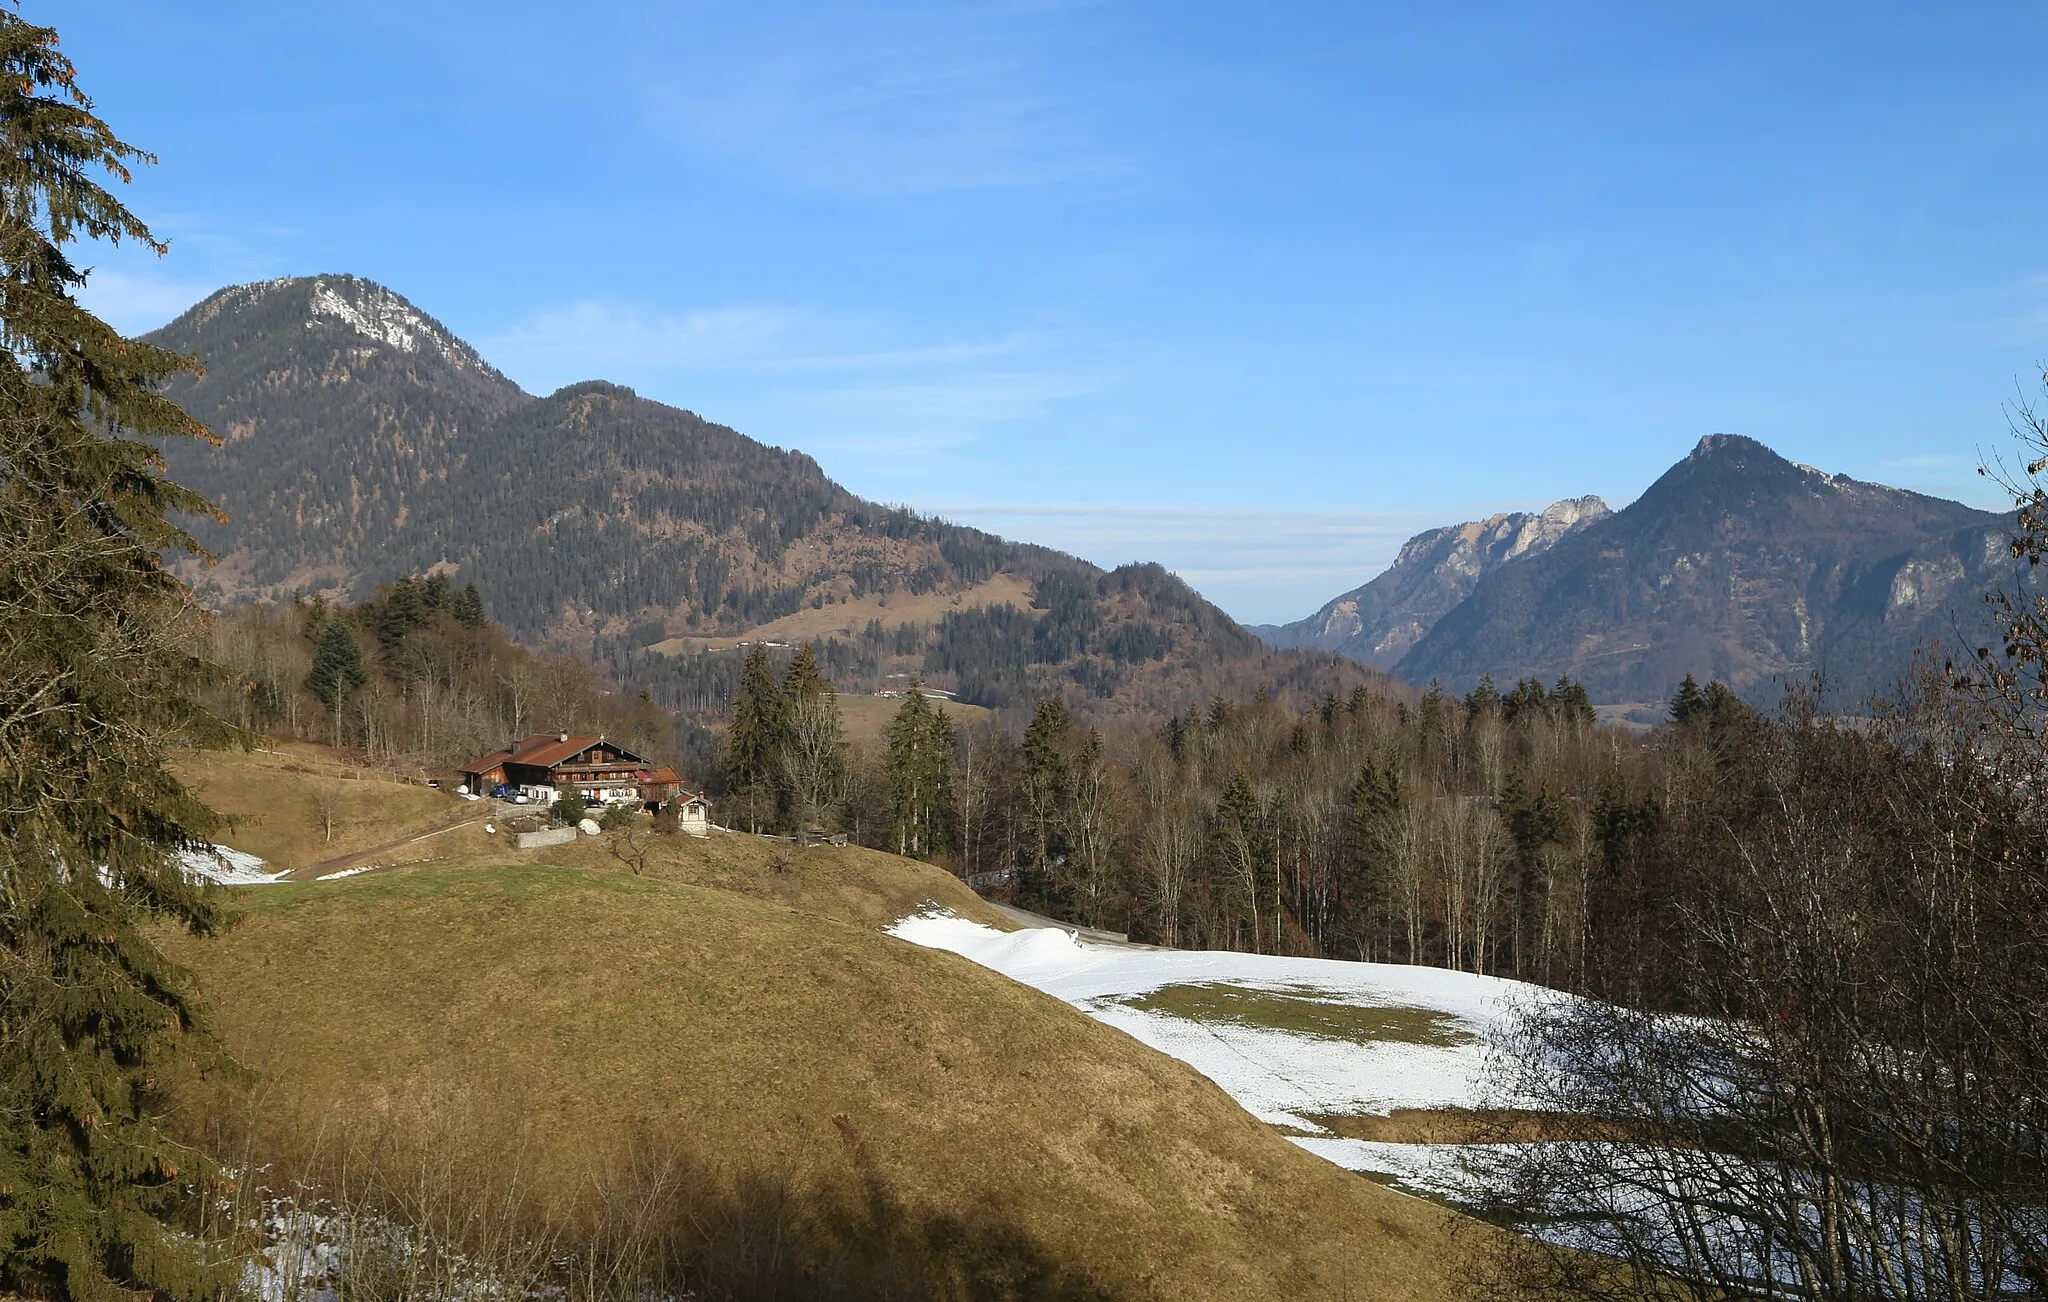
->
[0,15,238,1296]
[305,620,367,709]
[1017,697,1072,908]
[885,686,955,860]
[723,645,786,833]
[450,581,485,629]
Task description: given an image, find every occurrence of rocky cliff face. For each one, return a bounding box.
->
[1263,496,1609,667]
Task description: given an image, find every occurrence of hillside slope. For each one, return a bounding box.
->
[148,277,1383,722]
[1260,497,1608,667]
[1394,435,2009,703]
[169,860,1480,1299]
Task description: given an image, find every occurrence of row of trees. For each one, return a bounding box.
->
[204,579,674,771]
[714,647,1651,993]
[723,645,960,859]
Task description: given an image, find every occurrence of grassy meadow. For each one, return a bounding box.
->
[163,746,1491,1299]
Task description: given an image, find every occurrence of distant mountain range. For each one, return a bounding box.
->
[1255,496,1610,666]
[1261,435,2013,707]
[147,275,1381,722]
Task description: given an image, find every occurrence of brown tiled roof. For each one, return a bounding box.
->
[461,734,651,774]
[636,767,681,786]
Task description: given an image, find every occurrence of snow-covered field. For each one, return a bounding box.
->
[177,844,289,885]
[887,908,1541,1160]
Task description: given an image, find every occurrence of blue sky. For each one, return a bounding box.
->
[60,1,2048,623]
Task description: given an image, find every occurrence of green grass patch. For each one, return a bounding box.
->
[1106,982,1475,1047]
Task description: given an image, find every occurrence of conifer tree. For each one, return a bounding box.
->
[1019,696,1072,907]
[1669,672,1706,725]
[306,619,368,710]
[451,581,485,629]
[1338,764,1400,957]
[1464,673,1502,719]
[886,684,955,859]
[724,644,786,832]
[1211,770,1273,953]
[1550,675,1595,727]
[0,13,239,1297]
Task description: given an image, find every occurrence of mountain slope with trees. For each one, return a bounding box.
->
[1392,436,2007,704]
[148,276,1383,725]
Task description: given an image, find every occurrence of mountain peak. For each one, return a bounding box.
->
[1262,494,1610,665]
[1688,432,1772,460]
[184,274,501,379]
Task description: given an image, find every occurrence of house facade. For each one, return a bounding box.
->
[461,733,695,809]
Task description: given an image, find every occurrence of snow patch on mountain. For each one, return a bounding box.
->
[308,277,486,372]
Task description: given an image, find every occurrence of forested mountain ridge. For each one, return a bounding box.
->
[148,275,1384,722]
[1257,496,1609,666]
[150,275,531,593]
[1390,435,2010,704]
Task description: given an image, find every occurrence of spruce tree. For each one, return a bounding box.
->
[1669,672,1707,725]
[0,13,240,1297]
[1551,675,1595,727]
[724,644,786,833]
[1018,696,1072,907]
[451,581,485,629]
[306,619,368,710]
[1339,764,1399,957]
[885,684,955,860]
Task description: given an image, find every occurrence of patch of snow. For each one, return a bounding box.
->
[306,277,486,373]
[886,908,1541,1129]
[315,865,376,881]
[178,844,288,886]
[1289,1136,1477,1192]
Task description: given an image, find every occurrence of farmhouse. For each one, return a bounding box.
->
[461,733,690,810]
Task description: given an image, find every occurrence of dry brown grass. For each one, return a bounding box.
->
[648,573,1036,655]
[170,867,1487,1299]
[172,743,464,873]
[835,692,994,746]
[164,748,1498,1298]
[1293,1108,1591,1145]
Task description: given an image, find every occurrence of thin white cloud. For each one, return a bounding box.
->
[480,300,799,383]
[631,1,1126,197]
